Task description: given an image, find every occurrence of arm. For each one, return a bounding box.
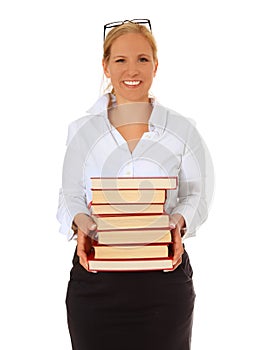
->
[56,120,95,240]
[164,122,213,272]
[56,121,99,270]
[171,121,214,238]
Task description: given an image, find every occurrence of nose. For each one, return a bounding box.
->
[126,61,139,76]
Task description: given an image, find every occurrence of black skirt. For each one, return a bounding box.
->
[66,248,196,350]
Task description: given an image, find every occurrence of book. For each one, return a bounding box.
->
[92,213,170,231]
[87,176,176,271]
[91,203,164,215]
[91,176,177,190]
[88,253,174,272]
[95,228,172,245]
[92,242,170,259]
[91,188,166,204]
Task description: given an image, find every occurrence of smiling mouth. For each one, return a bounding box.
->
[123,80,142,87]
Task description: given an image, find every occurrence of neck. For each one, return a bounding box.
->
[108,97,153,129]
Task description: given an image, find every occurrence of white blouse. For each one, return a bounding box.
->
[57,94,214,240]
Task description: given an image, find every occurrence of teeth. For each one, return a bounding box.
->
[124,81,140,86]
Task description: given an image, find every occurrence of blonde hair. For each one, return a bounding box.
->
[101,22,158,95]
[103,22,158,63]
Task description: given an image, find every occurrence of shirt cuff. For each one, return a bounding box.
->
[171,203,197,239]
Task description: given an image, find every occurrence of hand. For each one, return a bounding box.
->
[77,228,93,271]
[164,213,185,272]
[74,213,98,272]
[73,213,97,236]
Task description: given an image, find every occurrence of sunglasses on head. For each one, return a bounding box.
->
[103,19,152,41]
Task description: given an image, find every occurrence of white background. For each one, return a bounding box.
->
[1,1,276,349]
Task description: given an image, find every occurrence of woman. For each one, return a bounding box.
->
[57,19,214,350]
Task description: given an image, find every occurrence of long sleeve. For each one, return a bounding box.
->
[56,97,214,240]
[56,119,92,240]
[171,120,214,238]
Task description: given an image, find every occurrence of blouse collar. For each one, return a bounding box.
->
[86,93,167,135]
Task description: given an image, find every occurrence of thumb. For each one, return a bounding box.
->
[87,217,97,238]
[85,215,97,231]
[169,213,182,229]
[169,217,176,229]
[89,221,97,231]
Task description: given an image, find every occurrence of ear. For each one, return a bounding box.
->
[102,59,111,78]
[153,59,158,77]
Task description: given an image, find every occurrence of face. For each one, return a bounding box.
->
[103,33,158,104]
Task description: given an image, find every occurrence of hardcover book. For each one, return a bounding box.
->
[91,203,165,215]
[95,228,172,245]
[91,176,177,190]
[87,176,176,271]
[92,213,170,231]
[92,242,170,259]
[88,254,174,272]
[91,188,166,204]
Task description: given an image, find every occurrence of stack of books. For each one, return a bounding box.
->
[87,176,177,272]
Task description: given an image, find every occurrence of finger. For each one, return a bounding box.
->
[89,222,97,231]
[74,214,98,236]
[77,242,87,257]
[171,226,182,239]
[163,257,182,272]
[173,250,184,265]
[77,247,98,273]
[169,217,178,230]
[163,251,183,272]
[171,243,184,267]
[169,222,176,229]
[77,247,88,268]
[164,256,182,272]
[172,256,183,270]
[169,213,184,228]
[87,228,98,240]
[77,236,89,267]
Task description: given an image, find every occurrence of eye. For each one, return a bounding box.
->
[139,57,149,62]
[115,58,125,63]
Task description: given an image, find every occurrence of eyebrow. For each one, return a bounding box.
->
[112,53,152,59]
